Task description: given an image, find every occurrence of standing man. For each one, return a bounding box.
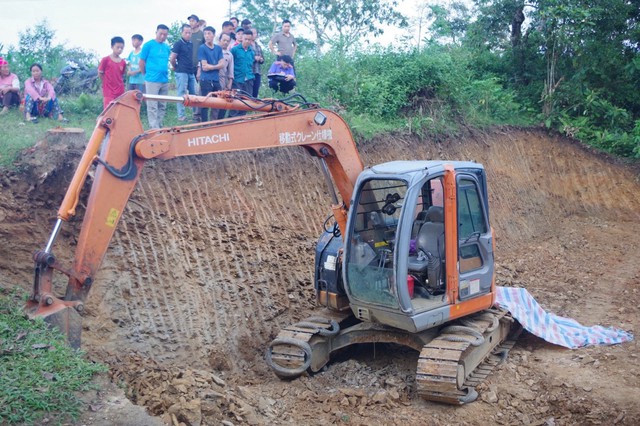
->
[230,29,255,117]
[220,21,235,41]
[217,32,234,119]
[198,26,225,122]
[188,14,204,121]
[98,36,126,109]
[171,24,196,121]
[251,29,265,98]
[127,34,145,92]
[139,24,170,128]
[0,57,21,115]
[269,20,297,62]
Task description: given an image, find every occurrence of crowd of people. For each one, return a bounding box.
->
[0,14,298,128]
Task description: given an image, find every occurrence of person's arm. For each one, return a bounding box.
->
[227,55,234,89]
[45,80,56,100]
[268,35,277,55]
[98,57,107,77]
[139,59,146,75]
[24,79,40,100]
[169,52,178,70]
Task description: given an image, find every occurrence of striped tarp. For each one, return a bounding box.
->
[495,286,634,349]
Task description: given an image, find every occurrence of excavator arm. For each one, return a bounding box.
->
[26,90,364,347]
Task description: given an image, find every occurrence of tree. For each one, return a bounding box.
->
[231,0,407,55]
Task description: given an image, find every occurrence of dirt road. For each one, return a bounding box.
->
[0,127,638,425]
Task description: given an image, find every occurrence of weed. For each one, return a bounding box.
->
[0,289,107,424]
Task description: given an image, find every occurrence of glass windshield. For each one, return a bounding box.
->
[346,179,407,308]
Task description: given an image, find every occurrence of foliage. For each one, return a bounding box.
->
[0,289,106,424]
[5,20,97,80]
[464,0,640,158]
[296,46,529,136]
[231,0,407,54]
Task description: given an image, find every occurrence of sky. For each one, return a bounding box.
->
[0,0,423,59]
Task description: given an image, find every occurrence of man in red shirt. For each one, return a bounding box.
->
[98,36,127,109]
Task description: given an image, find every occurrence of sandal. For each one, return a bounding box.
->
[29,117,39,124]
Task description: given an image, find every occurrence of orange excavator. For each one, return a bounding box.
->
[26,90,517,405]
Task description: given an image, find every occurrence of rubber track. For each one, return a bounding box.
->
[416,310,514,405]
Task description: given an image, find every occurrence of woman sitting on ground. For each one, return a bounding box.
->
[24,63,67,123]
[0,57,21,115]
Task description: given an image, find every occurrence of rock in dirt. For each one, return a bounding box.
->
[168,399,202,426]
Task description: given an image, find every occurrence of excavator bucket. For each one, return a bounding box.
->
[25,301,83,349]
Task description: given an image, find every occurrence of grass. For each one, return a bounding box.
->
[0,289,107,424]
[0,92,188,169]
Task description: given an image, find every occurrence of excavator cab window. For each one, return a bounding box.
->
[346,178,407,308]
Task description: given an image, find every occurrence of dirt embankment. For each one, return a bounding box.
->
[0,127,638,425]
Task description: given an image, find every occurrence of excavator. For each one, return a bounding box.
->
[25,90,518,405]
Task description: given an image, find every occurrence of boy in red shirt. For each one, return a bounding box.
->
[98,36,126,109]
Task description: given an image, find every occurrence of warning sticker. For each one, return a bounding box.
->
[106,208,119,228]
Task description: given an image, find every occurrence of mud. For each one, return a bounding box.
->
[0,127,638,425]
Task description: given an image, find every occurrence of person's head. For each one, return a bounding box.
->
[0,57,9,77]
[280,55,293,69]
[131,34,143,48]
[110,36,125,56]
[187,14,200,30]
[242,29,253,48]
[180,23,192,41]
[30,63,43,80]
[221,21,234,34]
[155,24,169,43]
[203,26,216,45]
[235,28,244,43]
[219,32,231,50]
[230,17,239,29]
[282,19,291,34]
[198,20,207,30]
[241,19,252,30]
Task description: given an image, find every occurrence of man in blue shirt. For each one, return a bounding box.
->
[198,26,225,122]
[230,30,255,117]
[140,24,170,128]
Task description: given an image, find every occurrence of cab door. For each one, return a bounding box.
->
[456,174,493,299]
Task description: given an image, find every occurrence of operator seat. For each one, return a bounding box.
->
[407,206,445,289]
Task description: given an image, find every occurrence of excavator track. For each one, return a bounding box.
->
[416,309,517,404]
[267,309,519,405]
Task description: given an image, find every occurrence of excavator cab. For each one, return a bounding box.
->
[342,160,495,332]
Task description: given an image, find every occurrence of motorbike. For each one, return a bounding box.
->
[54,62,99,96]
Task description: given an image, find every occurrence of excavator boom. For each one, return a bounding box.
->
[26,90,363,347]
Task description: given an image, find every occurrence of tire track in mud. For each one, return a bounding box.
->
[91,149,330,369]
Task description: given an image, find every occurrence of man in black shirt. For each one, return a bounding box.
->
[170,24,197,121]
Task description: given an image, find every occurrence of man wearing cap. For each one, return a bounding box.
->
[230,29,255,117]
[188,14,204,121]
[0,57,20,115]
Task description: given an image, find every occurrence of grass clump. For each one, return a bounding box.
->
[0,289,106,424]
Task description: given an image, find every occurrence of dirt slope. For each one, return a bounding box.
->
[0,127,638,425]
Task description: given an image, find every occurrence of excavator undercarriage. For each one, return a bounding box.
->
[267,309,519,405]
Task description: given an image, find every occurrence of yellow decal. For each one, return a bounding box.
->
[374,241,389,248]
[106,208,119,227]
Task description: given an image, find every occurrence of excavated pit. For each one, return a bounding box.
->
[0,127,639,425]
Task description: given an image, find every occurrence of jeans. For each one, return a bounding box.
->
[200,80,221,122]
[252,73,261,98]
[145,81,169,128]
[229,80,254,117]
[175,72,196,119]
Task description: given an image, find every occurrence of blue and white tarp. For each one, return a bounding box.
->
[495,286,634,349]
